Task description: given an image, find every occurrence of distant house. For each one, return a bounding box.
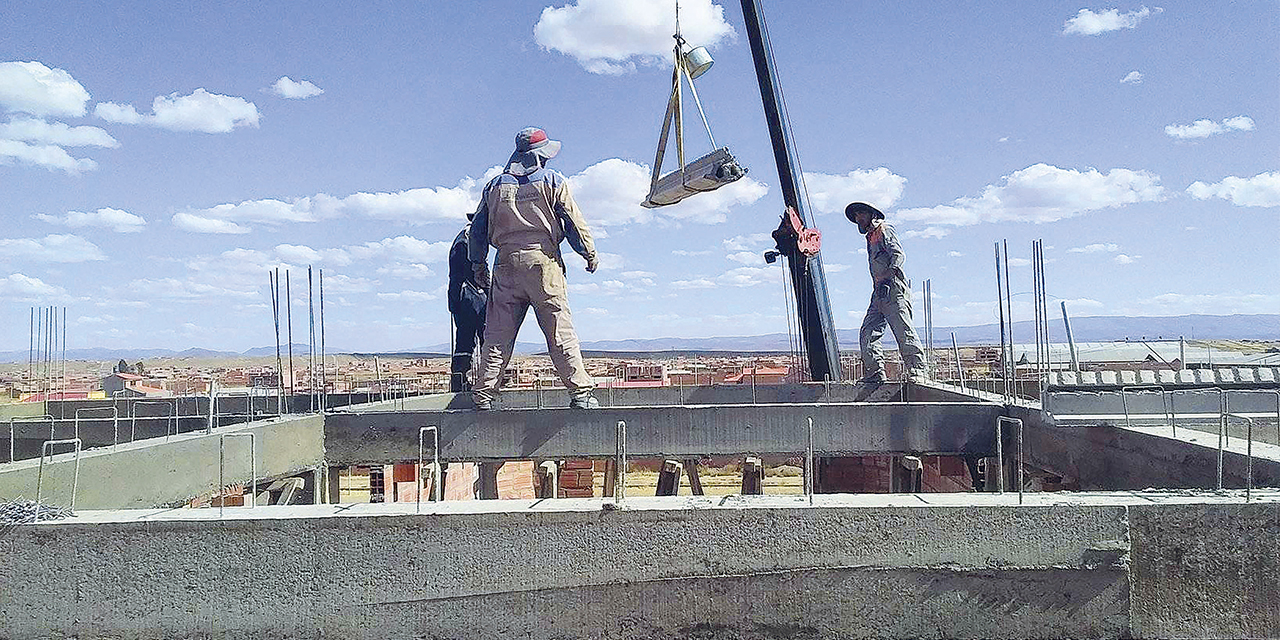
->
[102,372,172,398]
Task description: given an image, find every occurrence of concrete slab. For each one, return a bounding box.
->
[324,401,1005,464]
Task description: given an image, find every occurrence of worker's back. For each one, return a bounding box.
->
[482,167,567,253]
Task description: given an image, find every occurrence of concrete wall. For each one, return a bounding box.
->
[1,493,1275,639]
[0,413,324,509]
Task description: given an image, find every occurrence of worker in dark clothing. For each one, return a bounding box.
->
[846,202,926,383]
[448,215,487,392]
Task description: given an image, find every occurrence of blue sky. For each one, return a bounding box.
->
[1,1,1276,352]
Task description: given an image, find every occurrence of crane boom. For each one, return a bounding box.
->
[740,0,842,382]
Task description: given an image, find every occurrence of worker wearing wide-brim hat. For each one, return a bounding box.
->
[468,127,600,410]
[846,202,926,383]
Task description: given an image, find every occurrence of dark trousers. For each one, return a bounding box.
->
[450,293,487,392]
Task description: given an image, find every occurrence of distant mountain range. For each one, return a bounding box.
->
[1,314,1275,363]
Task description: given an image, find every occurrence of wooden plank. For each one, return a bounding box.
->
[656,460,682,496]
[683,458,704,496]
[741,457,763,495]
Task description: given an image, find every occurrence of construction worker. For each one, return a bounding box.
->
[468,127,600,410]
[447,215,486,392]
[846,202,926,383]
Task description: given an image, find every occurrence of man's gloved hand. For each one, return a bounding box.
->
[472,261,491,290]
[585,254,599,273]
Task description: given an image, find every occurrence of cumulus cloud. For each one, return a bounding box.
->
[1120,70,1143,84]
[1063,6,1155,35]
[0,61,90,117]
[0,234,106,262]
[535,0,735,74]
[269,76,324,99]
[0,273,64,299]
[802,167,906,215]
[1165,115,1254,140]
[95,88,259,133]
[173,172,494,233]
[947,251,963,257]
[1114,254,1139,264]
[894,163,1163,227]
[376,290,437,302]
[347,236,451,263]
[902,227,949,239]
[723,233,772,252]
[123,277,256,301]
[1068,243,1119,253]
[0,116,117,147]
[1186,172,1280,208]
[35,207,145,233]
[0,138,96,173]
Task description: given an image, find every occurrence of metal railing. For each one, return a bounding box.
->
[996,416,1024,504]
[129,400,176,444]
[7,415,54,463]
[1121,385,1171,429]
[36,438,82,516]
[74,406,118,444]
[416,426,439,512]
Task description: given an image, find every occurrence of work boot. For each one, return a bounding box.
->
[569,392,599,409]
[906,369,929,383]
[450,354,472,393]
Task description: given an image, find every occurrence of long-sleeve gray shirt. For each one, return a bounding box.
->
[865,221,907,285]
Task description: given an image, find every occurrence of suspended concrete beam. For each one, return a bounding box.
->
[324,401,1004,465]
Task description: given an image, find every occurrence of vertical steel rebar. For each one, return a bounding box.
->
[320,269,327,413]
[286,271,295,400]
[307,266,316,413]
[1002,240,1013,398]
[994,243,1008,403]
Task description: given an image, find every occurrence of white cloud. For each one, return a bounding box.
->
[348,236,451,264]
[174,172,494,233]
[0,61,90,117]
[0,138,96,173]
[172,212,251,234]
[569,157,767,226]
[0,234,105,262]
[1063,7,1153,35]
[270,76,324,99]
[802,167,907,215]
[1120,70,1143,84]
[1007,257,1032,268]
[670,277,717,290]
[672,249,713,256]
[35,207,145,233]
[902,227,950,239]
[376,290,437,302]
[1114,254,1139,264]
[946,251,964,257]
[376,263,435,279]
[727,251,761,265]
[1165,115,1254,140]
[92,102,141,124]
[273,244,324,265]
[723,233,772,252]
[895,163,1163,227]
[0,273,64,299]
[0,116,117,147]
[824,262,851,273]
[95,88,259,133]
[1187,172,1280,208]
[123,277,255,301]
[1068,243,1119,253]
[534,0,735,75]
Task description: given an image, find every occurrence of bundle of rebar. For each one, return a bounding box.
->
[0,498,73,528]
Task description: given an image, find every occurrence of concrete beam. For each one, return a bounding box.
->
[3,491,1277,638]
[0,413,324,509]
[324,401,1005,464]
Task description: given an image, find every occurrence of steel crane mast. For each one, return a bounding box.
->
[739,0,843,382]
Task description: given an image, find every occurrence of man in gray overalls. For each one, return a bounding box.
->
[846,202,926,383]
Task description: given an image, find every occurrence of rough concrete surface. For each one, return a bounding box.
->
[325,401,1002,464]
[8,492,1274,639]
[0,413,323,509]
[1129,502,1280,639]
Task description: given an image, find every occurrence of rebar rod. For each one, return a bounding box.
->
[1002,240,1013,396]
[994,243,1008,403]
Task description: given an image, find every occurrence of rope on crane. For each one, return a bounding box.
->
[642,4,748,209]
